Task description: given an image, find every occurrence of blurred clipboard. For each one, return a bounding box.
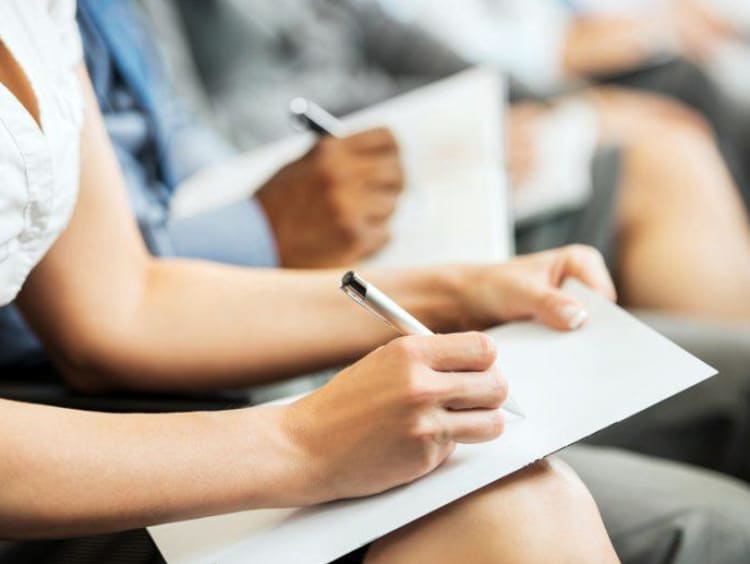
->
[172,67,513,266]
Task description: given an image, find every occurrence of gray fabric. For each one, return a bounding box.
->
[170,0,468,149]
[587,314,750,483]
[514,146,622,272]
[562,445,750,564]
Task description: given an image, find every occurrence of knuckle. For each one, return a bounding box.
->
[316,163,339,189]
[472,332,495,359]
[565,243,587,255]
[408,412,448,453]
[388,336,420,364]
[568,244,600,262]
[373,126,395,142]
[539,290,560,310]
[314,137,340,157]
[404,372,440,406]
[408,413,435,441]
[335,219,360,246]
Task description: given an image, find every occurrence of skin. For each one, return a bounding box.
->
[562,15,664,79]
[507,86,750,319]
[257,128,404,268]
[16,67,615,393]
[616,119,750,317]
[0,50,623,561]
[561,0,739,78]
[366,459,619,564]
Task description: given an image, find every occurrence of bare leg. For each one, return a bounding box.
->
[581,87,750,318]
[365,458,619,564]
[614,118,750,317]
[510,88,750,318]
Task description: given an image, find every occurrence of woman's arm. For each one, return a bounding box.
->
[17,66,614,393]
[0,398,295,538]
[14,66,455,391]
[0,332,507,539]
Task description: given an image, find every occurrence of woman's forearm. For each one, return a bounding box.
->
[16,65,474,393]
[61,259,470,392]
[0,399,308,539]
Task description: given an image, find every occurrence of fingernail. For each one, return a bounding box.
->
[559,304,588,330]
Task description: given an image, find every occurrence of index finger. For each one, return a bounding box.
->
[411,332,497,372]
[558,245,617,302]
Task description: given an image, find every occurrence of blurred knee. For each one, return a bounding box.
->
[367,458,617,564]
[472,459,617,562]
[633,95,713,141]
[504,458,600,519]
[590,85,713,143]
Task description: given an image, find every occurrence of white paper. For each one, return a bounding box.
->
[172,67,512,266]
[149,281,716,564]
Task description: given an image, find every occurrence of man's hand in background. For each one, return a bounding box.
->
[257,127,404,268]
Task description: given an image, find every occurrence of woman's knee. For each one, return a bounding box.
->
[476,459,618,562]
[366,458,618,564]
[501,458,605,531]
[589,85,713,143]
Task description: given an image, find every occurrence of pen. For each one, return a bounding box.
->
[340,271,524,417]
[289,97,347,137]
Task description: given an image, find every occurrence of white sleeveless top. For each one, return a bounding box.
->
[0,0,83,306]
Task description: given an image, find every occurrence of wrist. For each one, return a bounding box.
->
[273,401,335,506]
[401,266,474,333]
[230,404,331,508]
[454,265,505,331]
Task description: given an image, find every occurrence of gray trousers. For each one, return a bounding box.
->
[563,445,750,564]
[585,314,750,483]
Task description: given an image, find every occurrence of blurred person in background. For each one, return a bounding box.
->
[155,0,750,322]
[377,0,750,101]
[378,0,750,197]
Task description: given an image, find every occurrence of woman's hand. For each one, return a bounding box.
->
[463,245,617,331]
[280,332,506,503]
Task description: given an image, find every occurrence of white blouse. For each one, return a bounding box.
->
[0,0,83,306]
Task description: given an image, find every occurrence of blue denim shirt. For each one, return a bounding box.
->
[77,0,278,266]
[0,0,278,367]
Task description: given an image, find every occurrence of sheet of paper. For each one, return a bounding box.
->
[149,281,716,564]
[171,67,511,266]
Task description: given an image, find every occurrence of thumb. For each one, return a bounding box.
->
[532,289,589,331]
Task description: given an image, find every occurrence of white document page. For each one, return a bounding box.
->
[149,281,716,564]
[171,67,511,266]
